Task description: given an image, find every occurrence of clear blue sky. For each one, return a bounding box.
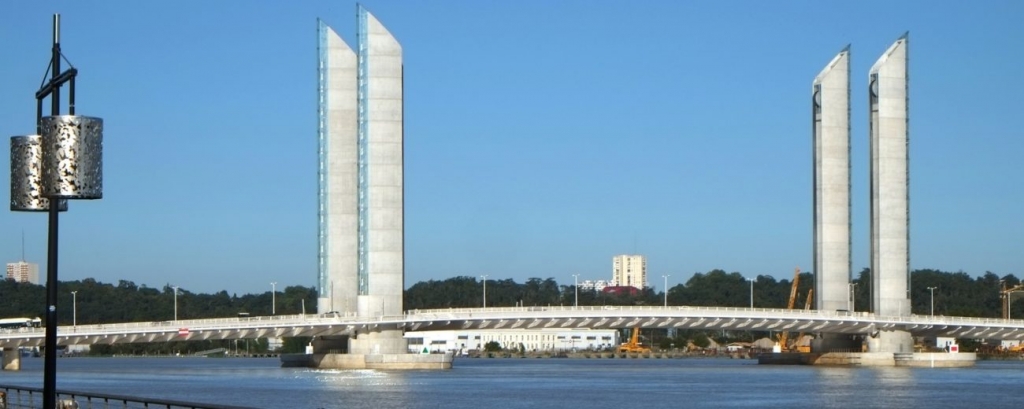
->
[2,1,1022,296]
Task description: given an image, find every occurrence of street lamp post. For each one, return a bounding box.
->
[927,286,937,316]
[9,15,103,409]
[172,286,179,322]
[747,278,755,308]
[662,275,670,307]
[480,275,488,308]
[270,282,277,315]
[572,274,579,307]
[849,282,858,312]
[1010,291,1016,320]
[70,291,77,328]
[1001,280,1007,319]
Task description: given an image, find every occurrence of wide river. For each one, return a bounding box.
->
[0,356,1020,408]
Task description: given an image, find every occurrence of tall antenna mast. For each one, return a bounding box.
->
[21,230,25,261]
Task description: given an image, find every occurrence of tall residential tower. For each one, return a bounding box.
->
[612,255,647,289]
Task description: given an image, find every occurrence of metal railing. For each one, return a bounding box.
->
[0,385,255,409]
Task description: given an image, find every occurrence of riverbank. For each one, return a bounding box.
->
[466,351,757,359]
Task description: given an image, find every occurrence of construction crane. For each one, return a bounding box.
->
[1000,282,1024,319]
[794,288,814,353]
[777,267,802,351]
[618,327,651,353]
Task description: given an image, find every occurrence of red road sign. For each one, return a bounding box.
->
[178,328,189,336]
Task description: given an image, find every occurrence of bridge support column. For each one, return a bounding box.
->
[3,348,21,371]
[283,329,451,369]
[348,329,406,355]
[866,330,913,354]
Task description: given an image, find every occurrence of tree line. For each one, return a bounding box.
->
[1,269,1017,325]
[0,278,316,325]
[405,268,1021,318]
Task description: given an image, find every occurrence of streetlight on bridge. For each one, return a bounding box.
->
[849,282,858,312]
[70,291,77,328]
[927,286,938,316]
[662,275,670,307]
[270,282,277,315]
[172,286,179,322]
[480,275,488,308]
[572,274,579,308]
[747,277,755,308]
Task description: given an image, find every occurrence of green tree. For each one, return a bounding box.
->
[483,341,502,352]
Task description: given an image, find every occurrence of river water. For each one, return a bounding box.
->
[0,356,1020,408]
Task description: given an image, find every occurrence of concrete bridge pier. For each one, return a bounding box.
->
[3,347,21,371]
[348,329,406,355]
[867,330,913,353]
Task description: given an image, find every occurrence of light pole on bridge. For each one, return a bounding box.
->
[572,274,579,308]
[927,286,938,316]
[662,275,670,307]
[270,282,277,315]
[70,291,77,328]
[172,286,179,322]
[747,277,755,308]
[480,275,488,308]
[849,282,858,312]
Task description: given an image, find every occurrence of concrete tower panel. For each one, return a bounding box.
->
[358,9,404,318]
[869,34,909,319]
[318,22,358,315]
[813,47,851,314]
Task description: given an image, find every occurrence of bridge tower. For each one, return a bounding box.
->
[811,46,862,353]
[868,34,913,353]
[812,46,851,315]
[312,6,436,368]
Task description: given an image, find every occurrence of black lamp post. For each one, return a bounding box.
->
[9,14,103,409]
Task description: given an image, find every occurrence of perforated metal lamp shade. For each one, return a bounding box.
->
[41,115,103,199]
[9,135,68,212]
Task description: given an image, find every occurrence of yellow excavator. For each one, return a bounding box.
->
[777,267,813,352]
[618,327,651,353]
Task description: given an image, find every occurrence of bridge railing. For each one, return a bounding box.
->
[0,313,370,337]
[2,305,1023,342]
[0,384,254,409]
[405,305,1024,328]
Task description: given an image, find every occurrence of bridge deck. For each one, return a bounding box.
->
[0,306,1022,347]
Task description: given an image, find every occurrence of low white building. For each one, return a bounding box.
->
[578,280,612,292]
[405,328,619,354]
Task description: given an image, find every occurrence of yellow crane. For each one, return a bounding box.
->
[618,327,651,353]
[778,266,802,350]
[1001,282,1024,319]
[794,288,814,352]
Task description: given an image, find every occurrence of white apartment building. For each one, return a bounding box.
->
[612,254,646,289]
[405,329,619,354]
[6,261,40,285]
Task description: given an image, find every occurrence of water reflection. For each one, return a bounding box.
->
[305,368,415,408]
[811,367,858,406]
[0,357,1018,408]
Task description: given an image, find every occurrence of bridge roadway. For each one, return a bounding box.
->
[1,305,1023,348]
